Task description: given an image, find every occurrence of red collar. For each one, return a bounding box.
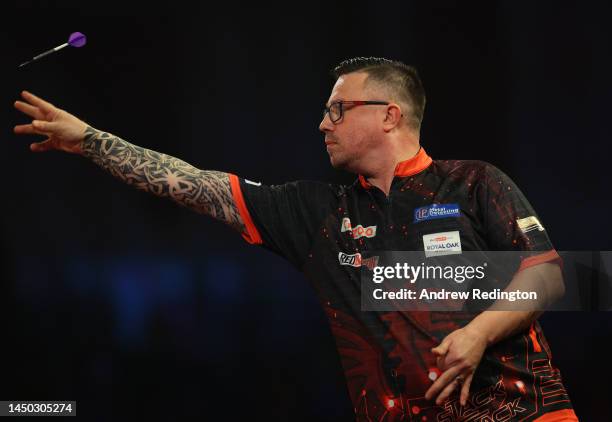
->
[358,147,433,189]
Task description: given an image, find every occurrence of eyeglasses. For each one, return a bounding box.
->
[323,100,389,124]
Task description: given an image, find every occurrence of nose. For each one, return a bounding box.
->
[319,112,334,133]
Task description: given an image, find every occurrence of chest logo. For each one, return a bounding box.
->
[414,203,460,223]
[341,217,377,239]
[422,231,462,257]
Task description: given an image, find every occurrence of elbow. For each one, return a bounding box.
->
[548,263,565,304]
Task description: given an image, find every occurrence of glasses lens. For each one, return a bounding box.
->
[330,102,342,122]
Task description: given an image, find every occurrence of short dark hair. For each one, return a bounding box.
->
[332,57,426,130]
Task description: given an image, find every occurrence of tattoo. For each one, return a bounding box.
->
[81,127,245,233]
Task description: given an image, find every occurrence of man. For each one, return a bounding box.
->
[14,57,577,421]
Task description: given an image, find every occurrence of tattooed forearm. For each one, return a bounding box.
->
[81,127,246,233]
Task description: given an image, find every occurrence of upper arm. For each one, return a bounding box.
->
[187,170,246,235]
[478,164,562,271]
[228,177,338,268]
[480,164,554,252]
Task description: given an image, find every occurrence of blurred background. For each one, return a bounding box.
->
[2,1,610,420]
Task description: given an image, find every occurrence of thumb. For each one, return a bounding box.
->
[30,138,55,153]
[431,338,451,356]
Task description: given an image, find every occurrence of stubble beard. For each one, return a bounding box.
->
[328,148,360,173]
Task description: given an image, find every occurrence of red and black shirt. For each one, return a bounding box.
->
[229,148,576,421]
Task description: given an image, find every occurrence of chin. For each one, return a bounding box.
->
[329,157,352,172]
[328,155,342,169]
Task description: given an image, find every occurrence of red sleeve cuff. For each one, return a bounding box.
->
[518,249,563,272]
[228,174,263,245]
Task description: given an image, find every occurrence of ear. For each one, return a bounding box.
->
[382,103,403,132]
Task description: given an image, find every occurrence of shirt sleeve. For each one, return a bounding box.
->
[228,174,338,269]
[479,164,562,270]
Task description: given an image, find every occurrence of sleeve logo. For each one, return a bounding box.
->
[516,216,544,233]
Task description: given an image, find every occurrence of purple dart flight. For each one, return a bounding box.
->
[18,32,87,68]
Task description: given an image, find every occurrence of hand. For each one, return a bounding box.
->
[424,326,488,407]
[14,91,89,154]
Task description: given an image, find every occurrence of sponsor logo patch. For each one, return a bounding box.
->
[338,252,379,269]
[414,204,461,223]
[516,216,544,234]
[422,231,462,257]
[339,252,361,267]
[340,217,377,239]
[245,179,262,186]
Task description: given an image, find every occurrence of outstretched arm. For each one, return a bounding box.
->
[13,91,245,233]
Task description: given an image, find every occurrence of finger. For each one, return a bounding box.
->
[30,138,54,153]
[14,123,50,137]
[21,91,56,114]
[14,124,37,135]
[31,120,59,133]
[425,366,462,401]
[434,376,463,405]
[14,100,44,120]
[459,373,474,407]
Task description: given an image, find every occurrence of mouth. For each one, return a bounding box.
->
[325,140,337,146]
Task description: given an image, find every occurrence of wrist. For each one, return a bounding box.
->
[79,126,100,156]
[464,316,496,348]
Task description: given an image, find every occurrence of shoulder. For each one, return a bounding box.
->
[248,180,346,207]
[278,180,345,197]
[430,159,492,179]
[431,159,518,179]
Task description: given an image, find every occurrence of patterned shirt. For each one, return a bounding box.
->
[228,147,576,421]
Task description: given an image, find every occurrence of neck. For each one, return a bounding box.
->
[364,143,421,195]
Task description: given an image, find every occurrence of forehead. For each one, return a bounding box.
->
[328,72,369,102]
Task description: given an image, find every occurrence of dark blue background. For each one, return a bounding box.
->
[2,1,610,420]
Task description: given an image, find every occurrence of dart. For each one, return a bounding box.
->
[18,32,87,68]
